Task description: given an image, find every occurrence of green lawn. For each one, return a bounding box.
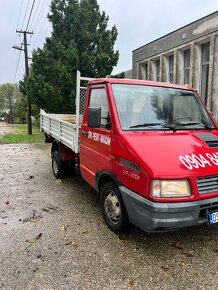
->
[0,124,44,144]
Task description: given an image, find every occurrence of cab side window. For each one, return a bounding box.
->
[89,88,109,128]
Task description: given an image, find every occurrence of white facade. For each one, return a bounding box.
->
[132,11,218,120]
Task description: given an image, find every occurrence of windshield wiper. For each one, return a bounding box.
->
[161,123,183,132]
[129,122,162,129]
[129,121,214,131]
[130,122,183,131]
[180,122,213,130]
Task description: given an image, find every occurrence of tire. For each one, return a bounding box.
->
[52,151,64,178]
[101,182,130,233]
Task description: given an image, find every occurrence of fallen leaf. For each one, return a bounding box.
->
[65,240,77,248]
[65,241,72,245]
[81,230,88,234]
[63,224,70,231]
[182,252,194,257]
[120,251,128,257]
[53,178,62,183]
[26,175,34,180]
[118,233,133,241]
[42,206,57,212]
[206,283,214,288]
[127,280,135,287]
[173,241,183,250]
[194,272,201,279]
[213,248,218,253]
[161,266,169,272]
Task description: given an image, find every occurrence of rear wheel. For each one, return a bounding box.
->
[101,182,130,233]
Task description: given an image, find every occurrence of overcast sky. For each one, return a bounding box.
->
[0,0,218,84]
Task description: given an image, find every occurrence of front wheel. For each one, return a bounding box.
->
[101,183,130,233]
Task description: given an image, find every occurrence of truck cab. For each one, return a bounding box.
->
[80,78,218,233]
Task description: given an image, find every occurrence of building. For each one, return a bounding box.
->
[123,69,133,79]
[132,11,218,119]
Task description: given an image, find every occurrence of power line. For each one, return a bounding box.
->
[26,0,36,31]
[29,0,51,52]
[21,0,31,30]
[11,0,24,83]
[31,0,50,32]
[28,0,42,30]
[17,56,25,81]
[13,30,33,135]
[13,0,31,83]
[38,24,51,44]
[31,18,50,49]
[13,49,22,83]
[12,0,51,83]
[17,0,24,28]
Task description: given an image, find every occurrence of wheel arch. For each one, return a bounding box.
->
[51,140,61,155]
[95,170,122,194]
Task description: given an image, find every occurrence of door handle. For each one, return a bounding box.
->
[82,130,88,136]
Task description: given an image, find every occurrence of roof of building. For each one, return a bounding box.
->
[133,10,218,53]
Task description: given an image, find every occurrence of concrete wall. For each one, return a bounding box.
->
[132,11,218,118]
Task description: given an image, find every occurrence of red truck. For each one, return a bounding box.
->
[40,71,218,233]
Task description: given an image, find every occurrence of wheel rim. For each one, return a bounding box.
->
[104,191,121,224]
[53,155,59,175]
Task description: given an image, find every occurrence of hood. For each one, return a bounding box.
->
[121,130,218,178]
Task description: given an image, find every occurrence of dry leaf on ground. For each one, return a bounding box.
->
[127,280,135,287]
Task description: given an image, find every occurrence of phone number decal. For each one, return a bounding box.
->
[179,152,218,170]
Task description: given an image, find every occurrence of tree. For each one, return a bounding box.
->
[0,83,19,123]
[112,72,125,79]
[21,0,119,114]
[13,95,27,123]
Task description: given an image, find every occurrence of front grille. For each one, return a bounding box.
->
[197,175,218,194]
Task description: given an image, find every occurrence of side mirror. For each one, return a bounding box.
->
[87,107,101,128]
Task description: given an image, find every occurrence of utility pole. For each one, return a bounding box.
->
[12,30,33,135]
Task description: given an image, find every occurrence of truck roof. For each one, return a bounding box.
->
[88,78,194,91]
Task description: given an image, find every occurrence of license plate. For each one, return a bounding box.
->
[209,211,218,225]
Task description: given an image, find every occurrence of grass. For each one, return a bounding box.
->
[0,123,44,144]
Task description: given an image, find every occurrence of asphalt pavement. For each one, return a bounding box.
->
[0,143,218,290]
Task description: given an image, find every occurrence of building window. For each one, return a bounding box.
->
[183,49,190,84]
[156,59,160,81]
[200,42,210,105]
[139,63,148,80]
[169,55,174,83]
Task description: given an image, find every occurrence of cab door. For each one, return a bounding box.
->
[80,86,112,188]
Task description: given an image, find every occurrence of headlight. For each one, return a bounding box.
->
[151,180,191,198]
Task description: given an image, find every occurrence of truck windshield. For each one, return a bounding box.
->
[111,84,216,131]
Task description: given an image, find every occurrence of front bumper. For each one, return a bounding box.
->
[119,186,218,232]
